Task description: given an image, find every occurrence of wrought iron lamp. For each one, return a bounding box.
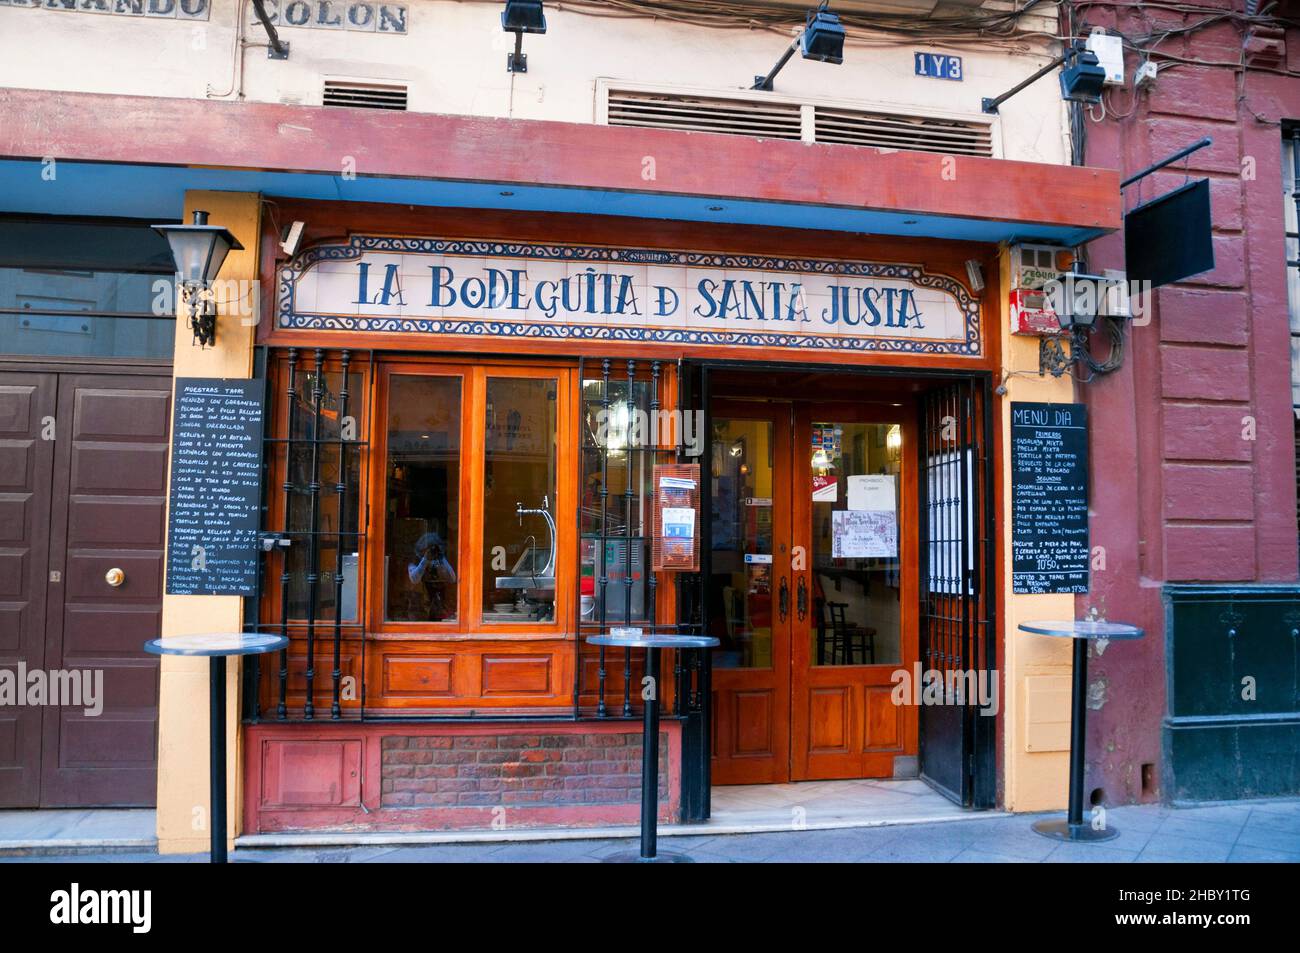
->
[752,4,845,91]
[503,0,547,73]
[152,210,243,348]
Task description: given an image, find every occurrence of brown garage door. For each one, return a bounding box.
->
[0,369,170,808]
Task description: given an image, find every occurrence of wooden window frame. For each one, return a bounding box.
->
[367,355,579,641]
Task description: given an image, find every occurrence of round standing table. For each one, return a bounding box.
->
[586,632,719,863]
[143,632,289,863]
[1017,620,1144,842]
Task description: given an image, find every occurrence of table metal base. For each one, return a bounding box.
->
[1032,818,1121,843]
[601,850,695,864]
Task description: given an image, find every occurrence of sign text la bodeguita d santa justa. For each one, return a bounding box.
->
[278,238,982,356]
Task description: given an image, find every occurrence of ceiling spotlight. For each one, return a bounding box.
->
[982,41,1106,114]
[752,4,845,92]
[503,0,546,73]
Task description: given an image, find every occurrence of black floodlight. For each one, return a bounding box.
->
[983,42,1105,114]
[502,0,547,73]
[152,210,243,348]
[1060,47,1106,104]
[800,6,845,64]
[753,4,845,91]
[502,0,546,33]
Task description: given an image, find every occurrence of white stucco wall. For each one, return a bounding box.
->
[0,0,1070,164]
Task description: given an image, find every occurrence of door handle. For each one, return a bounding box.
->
[778,576,789,622]
[797,576,808,621]
[105,567,125,588]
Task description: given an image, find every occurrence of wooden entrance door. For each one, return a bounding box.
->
[790,402,918,781]
[0,372,58,807]
[0,369,169,808]
[709,395,919,785]
[709,401,793,784]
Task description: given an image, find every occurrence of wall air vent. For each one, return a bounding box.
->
[322,81,409,111]
[602,84,994,158]
[814,107,993,157]
[605,89,804,141]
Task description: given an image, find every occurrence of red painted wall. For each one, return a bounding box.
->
[1077,6,1299,803]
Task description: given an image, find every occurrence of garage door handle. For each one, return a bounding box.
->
[105,567,126,588]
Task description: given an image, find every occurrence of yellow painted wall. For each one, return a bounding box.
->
[996,246,1077,812]
[156,191,261,854]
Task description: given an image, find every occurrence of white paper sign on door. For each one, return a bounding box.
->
[831,509,898,558]
[847,474,896,512]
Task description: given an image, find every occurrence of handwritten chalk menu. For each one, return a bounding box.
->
[1011,401,1089,594]
[166,378,265,596]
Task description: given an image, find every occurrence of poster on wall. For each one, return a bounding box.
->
[831,510,898,559]
[1011,401,1089,594]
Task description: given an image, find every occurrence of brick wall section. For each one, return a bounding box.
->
[380,732,670,808]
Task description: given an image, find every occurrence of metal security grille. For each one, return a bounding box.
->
[322,80,409,111]
[576,357,709,727]
[245,347,371,722]
[917,376,995,807]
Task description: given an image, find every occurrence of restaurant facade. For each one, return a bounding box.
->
[13,0,1297,854]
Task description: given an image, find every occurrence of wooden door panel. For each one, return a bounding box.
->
[790,402,919,782]
[41,375,169,807]
[709,401,792,785]
[0,375,55,807]
[863,686,904,749]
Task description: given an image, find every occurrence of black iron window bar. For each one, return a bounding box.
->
[245,346,371,722]
[576,357,708,721]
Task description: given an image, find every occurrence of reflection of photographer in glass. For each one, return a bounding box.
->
[407,532,458,621]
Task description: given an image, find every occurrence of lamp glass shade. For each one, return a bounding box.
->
[502,0,546,33]
[800,9,845,64]
[1060,49,1106,103]
[152,220,243,285]
[1057,274,1106,329]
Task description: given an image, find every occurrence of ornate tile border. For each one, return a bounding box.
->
[276,235,983,357]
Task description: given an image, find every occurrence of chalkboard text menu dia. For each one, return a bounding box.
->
[1011,401,1089,594]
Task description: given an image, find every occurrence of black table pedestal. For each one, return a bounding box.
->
[144,632,288,864]
[209,656,228,863]
[1031,635,1120,843]
[602,646,692,864]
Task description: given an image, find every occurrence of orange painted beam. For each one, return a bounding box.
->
[0,87,1119,233]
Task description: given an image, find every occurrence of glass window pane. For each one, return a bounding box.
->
[709,418,775,669]
[483,377,558,622]
[384,375,462,622]
[809,422,903,667]
[580,376,656,625]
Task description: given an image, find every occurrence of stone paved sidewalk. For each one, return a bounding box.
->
[4,799,1298,863]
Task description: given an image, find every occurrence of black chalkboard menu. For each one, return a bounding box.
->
[166,378,265,596]
[1011,401,1089,594]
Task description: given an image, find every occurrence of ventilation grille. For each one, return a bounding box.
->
[323,81,408,111]
[606,90,803,141]
[605,88,993,158]
[815,107,992,157]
